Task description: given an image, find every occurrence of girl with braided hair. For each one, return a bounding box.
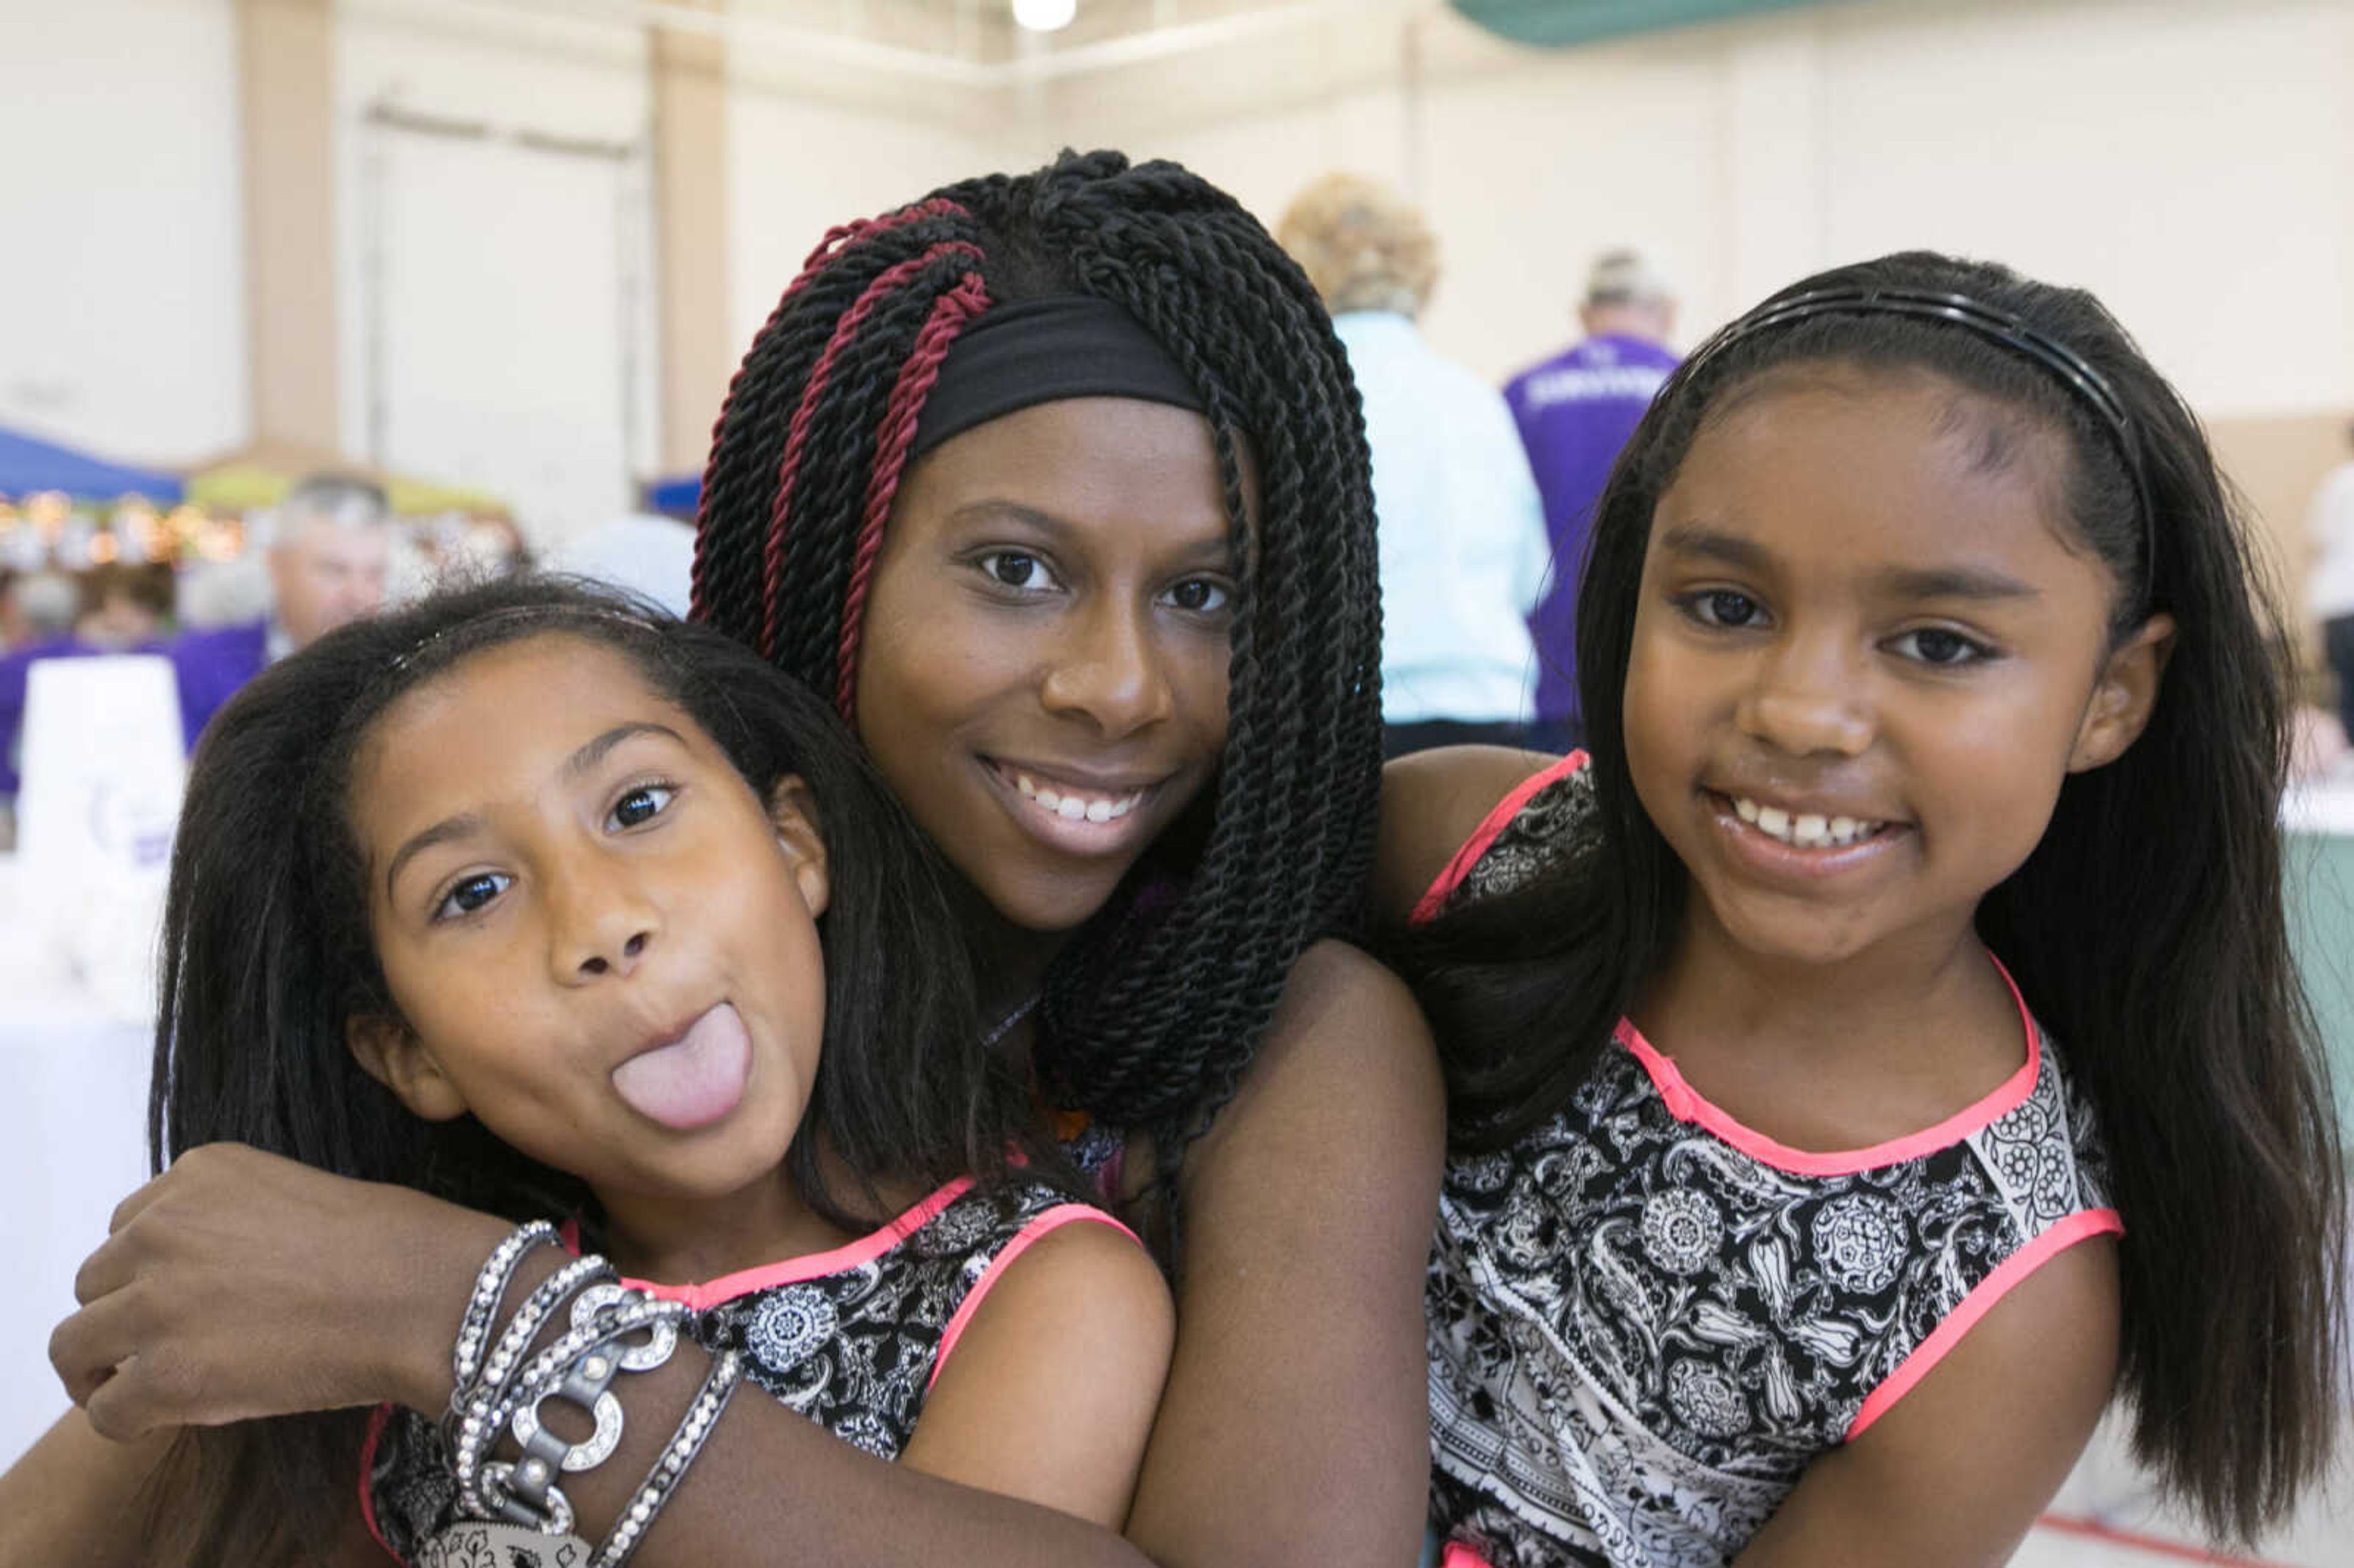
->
[17,151,1442,1568]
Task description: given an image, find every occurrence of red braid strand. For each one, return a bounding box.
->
[834,270,992,720]
[691,198,969,622]
[757,241,983,660]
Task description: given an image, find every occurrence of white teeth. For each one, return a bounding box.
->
[1730,796,1883,848]
[1004,766,1143,824]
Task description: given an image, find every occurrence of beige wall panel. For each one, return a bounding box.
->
[655,22,733,476]
[240,0,340,454]
[2208,410,2353,666]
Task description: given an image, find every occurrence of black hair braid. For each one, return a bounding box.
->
[696,150,1384,1210]
[1027,186,1346,1143]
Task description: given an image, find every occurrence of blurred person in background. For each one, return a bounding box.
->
[0,568,76,654]
[72,561,175,650]
[2309,418,2354,743]
[1504,249,1680,750]
[170,473,392,744]
[1278,172,1550,758]
[0,570,89,809]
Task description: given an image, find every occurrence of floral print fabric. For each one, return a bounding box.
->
[1422,764,2116,1567]
[368,1180,1076,1562]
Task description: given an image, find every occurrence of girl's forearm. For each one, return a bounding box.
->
[444,1346,1156,1567]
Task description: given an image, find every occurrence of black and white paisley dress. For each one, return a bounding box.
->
[1419,754,2120,1568]
[362,1178,1122,1563]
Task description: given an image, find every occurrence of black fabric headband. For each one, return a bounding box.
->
[1702,286,2157,589]
[910,295,1207,460]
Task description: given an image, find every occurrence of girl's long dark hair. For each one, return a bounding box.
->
[1395,251,2344,1542]
[147,574,1056,1565]
[693,150,1384,1191]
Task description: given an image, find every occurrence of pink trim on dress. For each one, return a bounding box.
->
[1409,750,1590,926]
[925,1204,1141,1391]
[1615,954,2044,1178]
[560,1176,978,1313]
[1441,1542,1496,1568]
[358,1401,397,1560]
[1846,1206,2124,1441]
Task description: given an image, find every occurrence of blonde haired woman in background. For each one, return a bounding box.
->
[1278,173,1554,759]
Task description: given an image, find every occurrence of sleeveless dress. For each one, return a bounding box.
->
[361,1177,1124,1563]
[1419,754,2122,1568]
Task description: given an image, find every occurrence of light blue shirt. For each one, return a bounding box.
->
[1334,311,1550,726]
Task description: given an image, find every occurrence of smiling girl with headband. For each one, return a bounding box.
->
[1381,251,2346,1566]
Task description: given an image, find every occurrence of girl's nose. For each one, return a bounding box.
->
[550,867,660,982]
[1038,599,1175,739]
[1736,638,1875,758]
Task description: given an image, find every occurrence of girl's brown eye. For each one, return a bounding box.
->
[975,550,1057,592]
[608,785,676,830]
[1167,578,1232,614]
[436,872,512,921]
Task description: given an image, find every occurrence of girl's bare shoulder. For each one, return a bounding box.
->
[1374,745,1567,924]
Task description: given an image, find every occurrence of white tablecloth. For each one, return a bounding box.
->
[0,1002,153,1467]
[0,851,159,1467]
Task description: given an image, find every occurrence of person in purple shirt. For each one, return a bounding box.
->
[0,572,94,802]
[170,474,393,746]
[1504,251,1681,748]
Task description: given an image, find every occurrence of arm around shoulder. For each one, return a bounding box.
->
[1122,938,1445,1568]
[1734,1231,2121,1568]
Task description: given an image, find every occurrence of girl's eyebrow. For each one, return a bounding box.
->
[384,722,688,899]
[1869,565,2040,602]
[1657,522,1770,571]
[946,500,1233,564]
[558,720,687,782]
[1660,523,2038,602]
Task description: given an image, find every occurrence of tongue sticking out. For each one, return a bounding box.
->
[612,1003,753,1130]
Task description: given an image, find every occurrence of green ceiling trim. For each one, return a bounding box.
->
[1449,0,1832,49]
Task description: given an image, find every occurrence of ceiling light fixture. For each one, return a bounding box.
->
[1011,0,1077,32]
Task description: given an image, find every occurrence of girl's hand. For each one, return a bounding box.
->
[48,1142,511,1439]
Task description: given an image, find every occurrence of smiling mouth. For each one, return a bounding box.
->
[1714,792,1899,850]
[985,758,1165,828]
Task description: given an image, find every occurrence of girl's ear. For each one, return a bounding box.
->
[347,1014,470,1122]
[2069,612,2177,773]
[768,774,831,918]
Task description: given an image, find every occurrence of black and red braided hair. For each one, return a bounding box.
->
[692,149,1384,1177]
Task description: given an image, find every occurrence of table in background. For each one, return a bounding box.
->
[0,1000,151,1467]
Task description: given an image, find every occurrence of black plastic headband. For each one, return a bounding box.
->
[910,295,1206,461]
[1704,286,2157,590]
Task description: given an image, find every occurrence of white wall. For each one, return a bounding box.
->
[334,0,658,544]
[1023,0,2354,417]
[724,88,1000,359]
[0,0,246,466]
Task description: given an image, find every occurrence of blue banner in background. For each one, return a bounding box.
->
[0,425,183,504]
